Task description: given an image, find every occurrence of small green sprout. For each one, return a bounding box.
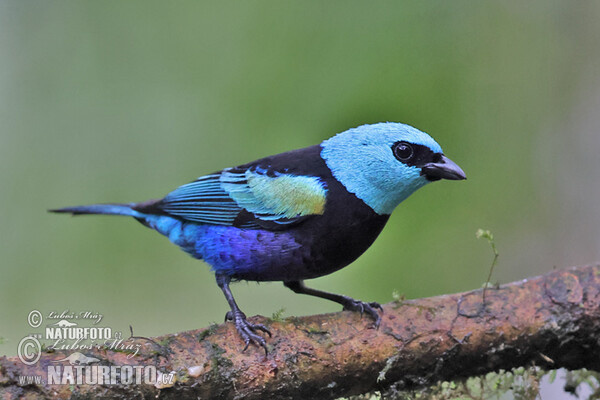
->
[271,307,286,322]
[476,228,499,304]
[392,290,405,304]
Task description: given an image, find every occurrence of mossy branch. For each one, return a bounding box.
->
[2,264,600,399]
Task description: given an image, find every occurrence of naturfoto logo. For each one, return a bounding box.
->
[17,309,174,387]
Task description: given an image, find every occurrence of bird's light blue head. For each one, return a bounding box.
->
[321,122,466,215]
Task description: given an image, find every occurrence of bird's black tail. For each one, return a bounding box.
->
[49,203,144,218]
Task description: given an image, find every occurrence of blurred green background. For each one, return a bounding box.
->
[1,1,599,361]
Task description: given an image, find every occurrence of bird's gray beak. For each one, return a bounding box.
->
[421,155,466,181]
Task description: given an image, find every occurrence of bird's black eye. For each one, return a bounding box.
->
[393,142,414,162]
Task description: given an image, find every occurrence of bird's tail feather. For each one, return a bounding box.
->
[49,203,143,218]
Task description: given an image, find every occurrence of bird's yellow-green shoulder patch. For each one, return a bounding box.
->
[246,172,326,217]
[221,168,327,221]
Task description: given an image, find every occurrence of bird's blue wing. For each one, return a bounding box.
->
[156,166,327,228]
[158,173,244,225]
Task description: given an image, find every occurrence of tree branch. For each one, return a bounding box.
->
[2,264,600,399]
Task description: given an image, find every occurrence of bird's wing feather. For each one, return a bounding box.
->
[158,173,243,225]
[157,166,327,228]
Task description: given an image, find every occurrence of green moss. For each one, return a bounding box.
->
[304,326,328,335]
[176,368,190,384]
[198,323,219,342]
[157,336,175,348]
[210,343,233,380]
[359,368,600,400]
[109,346,132,355]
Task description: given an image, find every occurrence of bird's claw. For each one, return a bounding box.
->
[227,310,272,355]
[342,298,383,329]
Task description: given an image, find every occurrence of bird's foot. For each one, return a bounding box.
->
[341,297,383,328]
[225,310,272,354]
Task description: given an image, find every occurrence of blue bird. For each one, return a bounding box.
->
[51,122,466,353]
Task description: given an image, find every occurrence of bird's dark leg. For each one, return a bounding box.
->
[215,274,271,354]
[284,280,382,328]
